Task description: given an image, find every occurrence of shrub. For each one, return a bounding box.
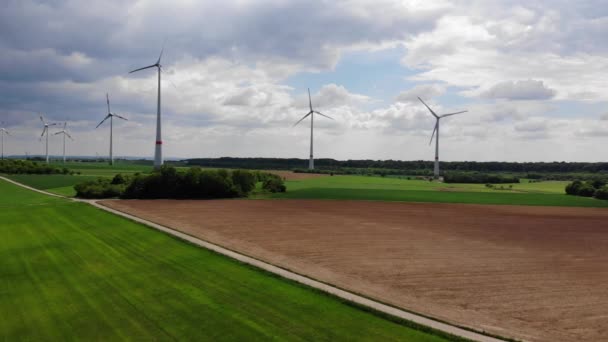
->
[594,187,608,200]
[565,180,583,195]
[74,178,123,199]
[262,177,286,193]
[577,184,596,197]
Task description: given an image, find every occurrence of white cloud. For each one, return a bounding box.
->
[481,80,556,100]
[396,84,446,103]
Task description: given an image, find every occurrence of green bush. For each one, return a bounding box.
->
[75,167,278,199]
[565,180,583,195]
[565,180,608,200]
[578,184,596,197]
[74,178,124,199]
[262,177,286,193]
[594,187,608,200]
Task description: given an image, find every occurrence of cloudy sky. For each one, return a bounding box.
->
[1,0,607,162]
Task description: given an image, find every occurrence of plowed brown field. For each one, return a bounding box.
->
[101,199,608,342]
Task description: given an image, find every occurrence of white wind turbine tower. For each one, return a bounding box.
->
[54,122,73,163]
[129,46,165,169]
[293,88,334,170]
[418,97,467,178]
[39,115,57,164]
[0,122,10,160]
[96,94,128,165]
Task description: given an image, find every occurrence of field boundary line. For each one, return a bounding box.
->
[0,176,507,342]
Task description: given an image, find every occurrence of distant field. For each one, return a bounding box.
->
[265,176,608,207]
[57,161,153,176]
[271,187,608,207]
[0,179,454,341]
[3,161,154,196]
[6,162,594,206]
[3,174,101,196]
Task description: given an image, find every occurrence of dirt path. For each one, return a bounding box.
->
[101,199,608,342]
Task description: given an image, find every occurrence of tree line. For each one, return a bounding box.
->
[565,180,608,200]
[185,158,608,174]
[0,159,71,175]
[74,166,285,199]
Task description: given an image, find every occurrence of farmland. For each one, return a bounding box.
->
[0,178,456,341]
[265,175,608,207]
[5,160,606,207]
[103,198,608,342]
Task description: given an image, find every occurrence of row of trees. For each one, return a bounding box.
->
[0,159,71,175]
[185,158,608,174]
[565,180,608,200]
[75,167,285,199]
[443,172,520,184]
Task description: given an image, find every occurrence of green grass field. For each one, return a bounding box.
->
[6,160,601,207]
[3,174,102,196]
[0,179,457,341]
[267,175,608,207]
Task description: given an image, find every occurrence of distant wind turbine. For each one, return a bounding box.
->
[54,122,73,163]
[39,115,57,164]
[96,94,128,166]
[293,88,334,170]
[418,97,467,178]
[129,45,165,169]
[0,122,10,160]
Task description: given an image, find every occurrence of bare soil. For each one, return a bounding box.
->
[101,199,608,342]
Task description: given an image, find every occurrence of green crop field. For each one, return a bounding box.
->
[3,174,101,197]
[0,179,457,341]
[266,175,608,207]
[52,161,153,176]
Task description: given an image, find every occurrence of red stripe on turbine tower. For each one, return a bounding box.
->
[156,141,163,145]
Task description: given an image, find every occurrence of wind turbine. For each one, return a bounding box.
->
[418,97,467,178]
[54,122,73,163]
[39,115,57,164]
[293,88,334,170]
[96,93,128,166]
[0,122,10,160]
[129,46,164,169]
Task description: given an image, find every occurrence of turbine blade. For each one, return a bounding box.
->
[440,110,468,118]
[308,88,313,111]
[314,111,334,120]
[293,111,312,127]
[66,132,73,140]
[49,123,58,126]
[53,131,62,136]
[40,115,45,123]
[107,93,111,114]
[429,122,438,145]
[40,126,47,138]
[63,122,67,130]
[129,64,157,73]
[113,114,128,121]
[418,97,439,118]
[96,115,111,128]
